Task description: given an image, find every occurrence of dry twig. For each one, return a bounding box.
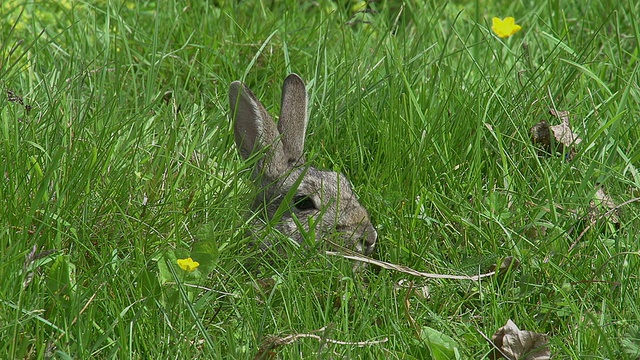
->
[254,326,388,359]
[325,251,496,281]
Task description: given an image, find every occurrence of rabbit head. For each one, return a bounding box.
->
[228,74,377,255]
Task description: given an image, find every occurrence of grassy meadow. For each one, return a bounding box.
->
[2,0,640,358]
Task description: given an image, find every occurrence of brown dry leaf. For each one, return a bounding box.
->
[530,108,581,160]
[254,277,276,291]
[490,319,550,360]
[549,108,581,146]
[7,89,32,112]
[487,256,521,276]
[529,120,552,153]
[588,184,620,226]
[523,225,547,240]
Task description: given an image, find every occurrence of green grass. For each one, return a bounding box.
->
[2,0,640,358]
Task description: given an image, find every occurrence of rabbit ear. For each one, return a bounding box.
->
[278,73,308,166]
[229,81,287,178]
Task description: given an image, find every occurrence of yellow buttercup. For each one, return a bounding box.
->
[492,17,522,38]
[177,257,200,272]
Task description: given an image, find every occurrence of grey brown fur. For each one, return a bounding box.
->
[229,74,377,254]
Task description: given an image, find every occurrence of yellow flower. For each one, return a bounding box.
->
[177,257,199,272]
[492,17,522,38]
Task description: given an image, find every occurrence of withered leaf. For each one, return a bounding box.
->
[490,319,550,360]
[7,89,24,105]
[7,89,32,112]
[487,256,521,276]
[254,277,277,292]
[22,246,59,289]
[530,108,581,160]
[549,108,581,146]
[524,225,547,240]
[588,184,620,226]
[530,120,552,152]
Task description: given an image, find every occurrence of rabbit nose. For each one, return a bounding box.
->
[362,225,377,255]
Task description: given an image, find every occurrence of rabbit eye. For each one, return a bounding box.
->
[293,195,316,211]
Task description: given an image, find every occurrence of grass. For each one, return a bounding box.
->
[2,0,640,358]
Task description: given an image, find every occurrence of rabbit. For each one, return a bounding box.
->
[228,73,377,255]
